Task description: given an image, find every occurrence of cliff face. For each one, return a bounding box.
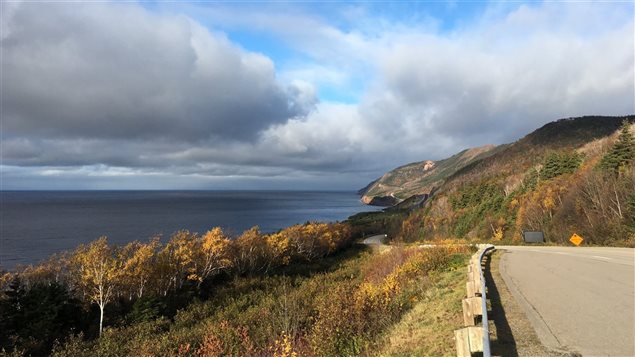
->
[360,144,500,206]
[361,195,400,206]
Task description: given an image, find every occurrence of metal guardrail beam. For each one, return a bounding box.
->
[477,244,495,357]
[456,244,495,357]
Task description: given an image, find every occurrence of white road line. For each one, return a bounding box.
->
[514,249,615,262]
[590,255,612,261]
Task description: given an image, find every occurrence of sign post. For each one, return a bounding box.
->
[569,233,584,246]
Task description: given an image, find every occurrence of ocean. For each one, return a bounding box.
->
[0,190,377,270]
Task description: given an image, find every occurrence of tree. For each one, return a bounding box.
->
[232,227,268,274]
[155,230,198,294]
[121,238,159,299]
[266,232,291,268]
[71,236,122,337]
[540,152,582,180]
[0,276,26,350]
[198,228,232,285]
[0,278,84,355]
[600,120,634,174]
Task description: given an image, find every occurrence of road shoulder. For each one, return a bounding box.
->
[487,250,571,357]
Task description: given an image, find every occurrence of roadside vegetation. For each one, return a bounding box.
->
[398,118,635,246]
[375,258,468,356]
[0,224,471,356]
[1,222,351,355]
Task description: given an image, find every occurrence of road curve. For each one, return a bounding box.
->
[362,234,387,245]
[497,246,634,356]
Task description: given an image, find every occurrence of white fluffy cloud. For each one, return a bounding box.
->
[2,2,313,143]
[1,1,633,189]
[262,2,634,169]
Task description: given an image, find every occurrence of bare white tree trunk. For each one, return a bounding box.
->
[614,184,623,219]
[99,304,104,337]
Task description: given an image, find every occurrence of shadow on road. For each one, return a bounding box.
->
[483,254,519,357]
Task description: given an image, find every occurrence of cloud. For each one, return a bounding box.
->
[2,2,313,143]
[1,1,633,189]
[258,1,634,170]
[375,2,633,145]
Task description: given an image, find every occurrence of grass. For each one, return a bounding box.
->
[374,254,468,357]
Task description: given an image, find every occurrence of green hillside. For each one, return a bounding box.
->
[396,115,635,245]
[360,144,501,205]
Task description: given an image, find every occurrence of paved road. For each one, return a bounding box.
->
[362,234,387,245]
[498,246,634,356]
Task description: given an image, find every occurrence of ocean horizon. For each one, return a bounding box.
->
[0,190,378,270]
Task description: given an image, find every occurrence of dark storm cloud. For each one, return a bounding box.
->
[1,1,633,190]
[2,2,312,143]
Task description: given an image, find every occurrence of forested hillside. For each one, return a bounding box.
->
[397,116,635,245]
[360,145,500,205]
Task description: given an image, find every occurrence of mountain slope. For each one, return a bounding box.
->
[360,144,501,206]
[395,115,635,245]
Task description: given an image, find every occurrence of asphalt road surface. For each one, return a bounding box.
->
[362,234,387,245]
[498,246,634,356]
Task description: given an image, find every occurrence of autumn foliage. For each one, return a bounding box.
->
[47,245,470,357]
[0,221,352,355]
[398,118,635,245]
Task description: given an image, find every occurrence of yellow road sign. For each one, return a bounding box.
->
[569,233,584,246]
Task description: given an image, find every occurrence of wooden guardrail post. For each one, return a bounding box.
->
[454,326,484,357]
[462,296,483,326]
[455,245,494,357]
[466,281,476,298]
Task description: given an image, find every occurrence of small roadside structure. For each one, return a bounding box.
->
[522,231,545,243]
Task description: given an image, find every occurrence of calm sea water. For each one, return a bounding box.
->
[0,191,376,270]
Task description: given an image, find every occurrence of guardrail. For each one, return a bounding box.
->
[454,244,495,357]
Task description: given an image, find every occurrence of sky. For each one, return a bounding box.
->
[1,0,634,190]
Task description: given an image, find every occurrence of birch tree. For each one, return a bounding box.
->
[121,238,159,299]
[72,236,122,337]
[198,228,232,285]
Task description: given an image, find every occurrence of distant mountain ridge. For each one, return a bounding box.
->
[401,114,635,244]
[360,144,502,206]
[361,115,635,208]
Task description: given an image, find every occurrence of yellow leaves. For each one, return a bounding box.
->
[0,271,14,292]
[543,194,556,211]
[266,232,291,266]
[237,226,262,246]
[200,228,231,271]
[71,235,124,335]
[168,230,198,268]
[72,237,122,293]
[122,239,158,274]
[18,221,353,308]
[492,227,504,241]
[510,198,519,208]
[271,333,298,357]
[186,273,201,282]
[158,230,202,286]
[201,227,229,255]
[270,222,352,262]
[381,274,400,304]
[117,238,160,298]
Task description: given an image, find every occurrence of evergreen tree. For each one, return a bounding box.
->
[540,152,582,180]
[600,120,635,174]
[0,278,85,355]
[0,277,26,349]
